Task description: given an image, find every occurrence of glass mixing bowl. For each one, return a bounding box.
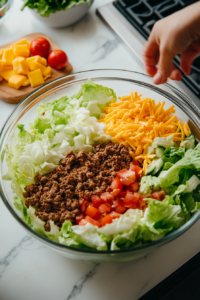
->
[0,0,13,24]
[1,69,200,263]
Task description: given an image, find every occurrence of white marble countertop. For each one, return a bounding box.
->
[1,1,200,299]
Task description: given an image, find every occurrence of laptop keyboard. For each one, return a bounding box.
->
[113,0,200,97]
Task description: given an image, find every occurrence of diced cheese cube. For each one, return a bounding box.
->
[9,74,27,90]
[13,45,30,58]
[26,56,47,67]
[28,69,44,88]
[0,60,4,72]
[43,66,52,80]
[0,70,14,81]
[13,57,29,75]
[22,77,30,86]
[0,75,3,82]
[0,49,4,59]
[12,39,30,50]
[3,65,13,71]
[29,61,46,75]
[2,48,14,66]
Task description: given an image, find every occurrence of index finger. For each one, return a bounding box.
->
[143,40,159,77]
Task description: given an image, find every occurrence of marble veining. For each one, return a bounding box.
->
[1,0,200,299]
[0,236,33,279]
[66,264,99,300]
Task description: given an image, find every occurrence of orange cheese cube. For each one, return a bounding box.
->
[22,77,30,86]
[28,69,44,87]
[3,65,13,71]
[43,66,52,80]
[0,75,3,82]
[2,48,14,66]
[26,56,47,67]
[13,57,29,75]
[12,39,30,50]
[9,74,27,89]
[13,45,30,58]
[0,60,4,72]
[29,61,46,75]
[0,49,4,59]
[0,70,13,81]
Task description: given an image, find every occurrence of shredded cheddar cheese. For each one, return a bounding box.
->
[99,92,191,173]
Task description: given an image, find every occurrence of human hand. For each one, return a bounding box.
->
[143,2,200,85]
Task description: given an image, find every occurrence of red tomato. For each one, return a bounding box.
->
[85,205,99,218]
[79,219,88,226]
[93,211,103,221]
[111,189,121,197]
[101,215,113,226]
[139,199,147,210]
[91,195,101,208]
[132,159,140,167]
[111,177,123,192]
[100,192,114,203]
[48,50,68,69]
[76,214,85,225]
[124,192,140,208]
[109,211,121,219]
[151,190,166,201]
[85,216,100,227]
[99,204,111,213]
[112,199,126,213]
[30,37,51,58]
[129,163,142,180]
[117,169,136,185]
[131,182,140,192]
[79,199,89,214]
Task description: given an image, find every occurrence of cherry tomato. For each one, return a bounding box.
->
[30,37,51,58]
[48,50,68,69]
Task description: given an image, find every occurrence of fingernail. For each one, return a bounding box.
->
[153,73,163,85]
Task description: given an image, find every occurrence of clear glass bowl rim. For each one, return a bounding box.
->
[0,68,200,255]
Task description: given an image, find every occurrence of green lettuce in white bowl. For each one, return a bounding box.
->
[21,0,94,28]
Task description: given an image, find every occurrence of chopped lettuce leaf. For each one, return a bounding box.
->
[139,176,161,195]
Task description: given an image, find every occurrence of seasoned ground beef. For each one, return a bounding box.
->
[24,142,132,231]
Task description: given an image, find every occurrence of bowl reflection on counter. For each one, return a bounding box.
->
[0,69,200,263]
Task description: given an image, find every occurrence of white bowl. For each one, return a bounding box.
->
[30,0,94,28]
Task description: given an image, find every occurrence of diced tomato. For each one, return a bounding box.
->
[100,192,114,203]
[79,199,90,214]
[124,192,140,208]
[139,199,147,210]
[109,211,121,219]
[79,219,88,226]
[119,190,126,198]
[131,182,140,192]
[112,199,126,213]
[91,195,101,208]
[76,214,85,225]
[101,214,113,226]
[132,158,140,167]
[151,190,166,201]
[117,169,136,185]
[110,177,123,192]
[111,189,121,197]
[85,216,100,227]
[99,203,111,213]
[129,163,142,180]
[85,205,99,218]
[93,211,103,221]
